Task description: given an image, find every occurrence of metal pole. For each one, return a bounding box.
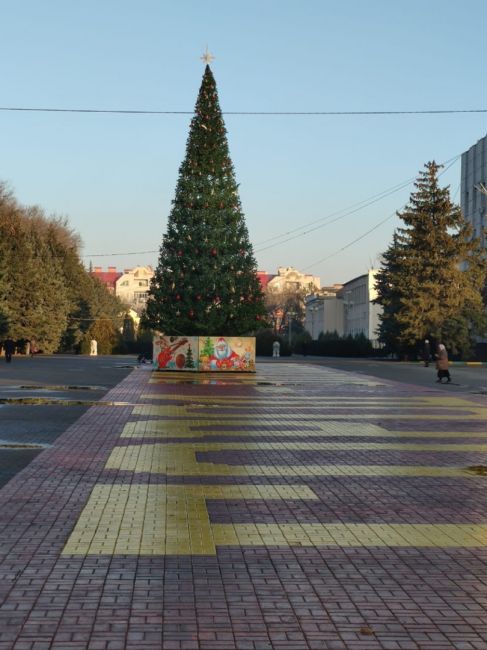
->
[288,312,294,347]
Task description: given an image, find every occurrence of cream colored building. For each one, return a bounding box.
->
[305,286,344,339]
[115,266,154,314]
[266,267,320,294]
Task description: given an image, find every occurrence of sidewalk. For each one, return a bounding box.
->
[1,361,487,649]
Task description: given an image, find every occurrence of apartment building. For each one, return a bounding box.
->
[115,266,154,314]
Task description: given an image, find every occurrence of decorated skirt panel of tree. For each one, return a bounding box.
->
[153,335,256,372]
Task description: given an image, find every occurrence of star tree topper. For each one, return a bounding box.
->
[200,46,215,65]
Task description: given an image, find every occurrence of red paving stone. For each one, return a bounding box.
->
[0,362,487,649]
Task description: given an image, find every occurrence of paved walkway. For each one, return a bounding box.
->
[1,361,487,649]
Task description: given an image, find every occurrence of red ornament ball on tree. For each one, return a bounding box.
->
[177,250,183,257]
[188,309,195,318]
[210,247,217,256]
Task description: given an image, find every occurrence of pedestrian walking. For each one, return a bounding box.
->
[422,339,431,367]
[435,343,451,383]
[272,340,281,358]
[3,338,15,363]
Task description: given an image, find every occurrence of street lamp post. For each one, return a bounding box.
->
[288,311,296,347]
[310,305,318,339]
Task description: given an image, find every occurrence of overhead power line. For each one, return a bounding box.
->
[302,156,461,270]
[255,176,418,253]
[82,154,461,260]
[303,212,397,270]
[1,106,487,116]
[255,154,461,254]
[87,249,158,258]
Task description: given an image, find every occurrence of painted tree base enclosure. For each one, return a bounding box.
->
[153,335,256,372]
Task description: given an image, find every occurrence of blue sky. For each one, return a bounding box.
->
[1,0,487,285]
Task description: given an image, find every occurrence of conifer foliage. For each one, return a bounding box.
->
[143,65,267,336]
[0,183,124,353]
[375,162,487,357]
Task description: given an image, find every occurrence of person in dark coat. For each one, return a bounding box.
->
[422,339,431,367]
[435,343,451,383]
[3,338,15,363]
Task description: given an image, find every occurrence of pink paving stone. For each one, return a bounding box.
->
[0,364,487,648]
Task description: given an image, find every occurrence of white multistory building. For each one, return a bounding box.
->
[339,270,381,345]
[115,266,154,314]
[304,271,381,346]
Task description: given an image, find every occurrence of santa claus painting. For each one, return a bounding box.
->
[208,337,241,370]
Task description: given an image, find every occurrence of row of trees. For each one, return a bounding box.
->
[0,183,126,353]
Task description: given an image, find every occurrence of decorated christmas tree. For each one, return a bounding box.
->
[143,60,267,336]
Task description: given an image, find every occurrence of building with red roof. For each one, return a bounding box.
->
[91,266,122,294]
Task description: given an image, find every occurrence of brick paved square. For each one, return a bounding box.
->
[1,363,487,648]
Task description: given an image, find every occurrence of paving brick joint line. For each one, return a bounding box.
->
[1,362,487,649]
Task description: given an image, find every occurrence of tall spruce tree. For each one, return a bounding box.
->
[375,161,487,357]
[374,232,409,353]
[143,65,267,336]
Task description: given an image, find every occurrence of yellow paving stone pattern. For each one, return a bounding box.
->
[121,419,487,439]
[63,362,487,556]
[133,402,487,419]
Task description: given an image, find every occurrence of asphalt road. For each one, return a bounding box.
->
[0,354,136,488]
[291,355,487,395]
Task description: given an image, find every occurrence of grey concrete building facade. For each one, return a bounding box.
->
[461,134,487,247]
